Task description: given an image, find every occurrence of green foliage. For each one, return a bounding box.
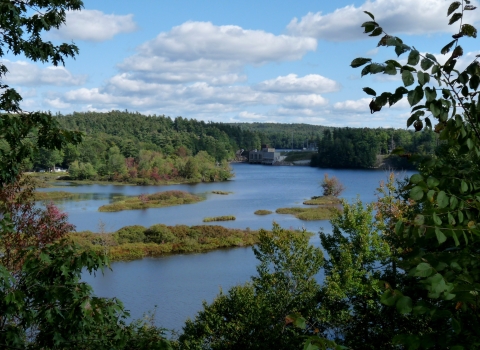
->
[351,3,480,348]
[114,225,146,244]
[202,215,236,222]
[0,0,83,185]
[177,224,323,349]
[320,174,345,197]
[72,224,261,260]
[144,224,177,244]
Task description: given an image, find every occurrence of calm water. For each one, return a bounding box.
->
[40,164,412,332]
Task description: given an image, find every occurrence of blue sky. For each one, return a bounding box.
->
[4,0,480,128]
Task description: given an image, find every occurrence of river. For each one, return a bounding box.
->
[39,164,413,332]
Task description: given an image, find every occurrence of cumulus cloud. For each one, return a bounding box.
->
[118,21,316,85]
[255,74,340,94]
[282,94,328,108]
[52,10,137,42]
[4,60,86,86]
[287,0,480,41]
[333,98,371,112]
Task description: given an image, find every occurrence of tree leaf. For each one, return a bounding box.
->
[448,1,462,16]
[414,214,425,225]
[427,176,440,188]
[461,180,468,193]
[408,50,420,66]
[441,40,456,55]
[435,227,447,244]
[433,212,443,226]
[364,10,375,20]
[417,71,430,85]
[369,27,383,36]
[408,86,424,106]
[437,191,449,208]
[461,24,477,38]
[351,58,372,68]
[449,13,463,25]
[415,262,433,277]
[410,186,424,200]
[410,173,424,184]
[420,58,434,71]
[396,296,413,314]
[402,70,415,87]
[363,87,377,96]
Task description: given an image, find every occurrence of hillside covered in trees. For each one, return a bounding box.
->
[18,111,438,181]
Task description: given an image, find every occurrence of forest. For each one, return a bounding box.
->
[24,111,439,184]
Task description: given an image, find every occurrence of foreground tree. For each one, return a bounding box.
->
[0,1,171,348]
[350,1,480,348]
[177,224,323,350]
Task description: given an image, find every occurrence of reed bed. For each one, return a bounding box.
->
[254,210,273,215]
[202,215,236,222]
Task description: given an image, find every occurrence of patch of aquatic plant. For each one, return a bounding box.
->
[70,224,262,261]
[98,190,204,212]
[254,210,273,215]
[303,196,341,205]
[275,206,339,221]
[212,190,231,195]
[203,215,236,222]
[33,191,79,201]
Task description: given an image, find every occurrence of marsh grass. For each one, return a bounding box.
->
[69,224,260,261]
[212,190,231,195]
[203,215,236,222]
[276,206,339,221]
[33,191,79,201]
[254,210,273,215]
[303,196,341,205]
[98,190,204,212]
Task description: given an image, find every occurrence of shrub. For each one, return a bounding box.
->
[320,173,345,197]
[144,224,176,244]
[113,225,146,244]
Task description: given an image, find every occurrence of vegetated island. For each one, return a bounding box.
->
[70,224,281,261]
[203,215,236,222]
[276,196,341,221]
[254,210,273,215]
[98,190,204,212]
[33,191,79,201]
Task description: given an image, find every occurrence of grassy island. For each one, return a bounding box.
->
[303,196,342,205]
[98,190,204,212]
[254,210,273,215]
[33,191,79,201]
[70,224,263,261]
[203,215,236,222]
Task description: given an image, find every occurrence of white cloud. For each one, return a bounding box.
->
[255,74,340,93]
[52,10,137,42]
[117,21,316,85]
[282,94,328,108]
[138,21,316,63]
[4,60,86,86]
[334,98,371,112]
[287,0,480,41]
[45,98,71,109]
[237,111,269,120]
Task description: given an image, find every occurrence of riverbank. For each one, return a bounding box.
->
[70,224,264,261]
